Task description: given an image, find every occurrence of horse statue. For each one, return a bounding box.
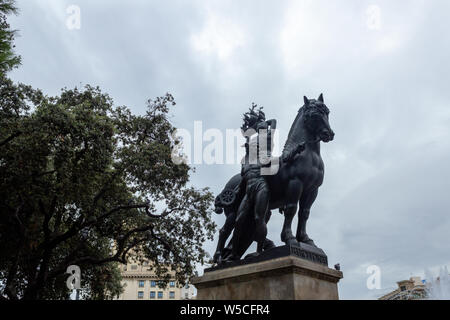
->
[214,94,334,263]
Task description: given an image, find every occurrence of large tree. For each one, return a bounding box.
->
[0,79,216,300]
[0,0,21,74]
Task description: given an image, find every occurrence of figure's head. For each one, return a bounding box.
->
[302,94,334,143]
[242,103,265,131]
[257,109,266,123]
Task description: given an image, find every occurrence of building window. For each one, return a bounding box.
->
[170,281,175,288]
[400,286,406,291]
[157,281,164,288]
[158,291,163,299]
[138,291,144,299]
[150,280,156,287]
[138,280,145,288]
[185,293,188,299]
[150,291,156,299]
[169,291,175,299]
[131,265,137,270]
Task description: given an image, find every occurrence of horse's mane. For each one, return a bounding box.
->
[282,106,305,158]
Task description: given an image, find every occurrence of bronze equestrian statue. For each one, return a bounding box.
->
[214,94,334,263]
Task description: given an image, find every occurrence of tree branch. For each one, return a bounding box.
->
[36,202,176,288]
[145,206,178,219]
[39,200,51,241]
[47,224,155,280]
[0,131,22,147]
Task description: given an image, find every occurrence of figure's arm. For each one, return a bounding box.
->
[256,119,277,131]
[244,141,250,157]
[266,119,277,131]
[265,119,277,150]
[236,167,247,200]
[256,119,277,156]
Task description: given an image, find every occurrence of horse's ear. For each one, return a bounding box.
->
[318,93,324,103]
[303,96,309,106]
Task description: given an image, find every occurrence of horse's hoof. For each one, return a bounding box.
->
[297,234,316,246]
[213,252,222,264]
[263,239,276,251]
[222,254,240,263]
[244,252,260,260]
[301,239,317,247]
[286,238,299,246]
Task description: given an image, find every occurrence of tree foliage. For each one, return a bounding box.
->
[0,79,216,300]
[0,0,21,74]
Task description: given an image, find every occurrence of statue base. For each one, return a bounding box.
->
[192,245,343,300]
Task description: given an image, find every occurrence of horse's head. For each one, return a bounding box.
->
[302,94,335,143]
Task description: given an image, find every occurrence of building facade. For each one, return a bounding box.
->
[379,276,427,300]
[116,261,196,300]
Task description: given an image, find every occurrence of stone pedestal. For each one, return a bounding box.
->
[192,246,343,300]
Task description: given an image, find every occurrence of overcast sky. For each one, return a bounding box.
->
[8,0,450,299]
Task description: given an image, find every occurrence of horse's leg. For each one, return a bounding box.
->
[253,187,269,254]
[296,188,318,246]
[265,210,272,224]
[281,179,303,245]
[263,210,276,250]
[213,208,236,263]
[228,195,251,260]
